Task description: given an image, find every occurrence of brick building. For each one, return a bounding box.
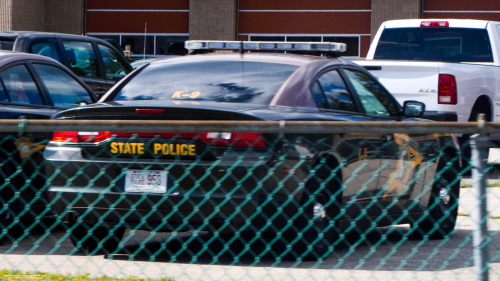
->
[1,0,500,57]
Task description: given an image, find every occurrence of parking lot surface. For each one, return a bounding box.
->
[1,183,499,281]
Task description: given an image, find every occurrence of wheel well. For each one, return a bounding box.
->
[470,96,492,121]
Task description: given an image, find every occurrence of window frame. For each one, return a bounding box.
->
[27,38,64,64]
[97,43,132,81]
[28,60,97,108]
[309,66,364,114]
[339,66,402,117]
[0,61,50,107]
[59,39,103,80]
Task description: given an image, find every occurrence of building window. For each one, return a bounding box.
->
[156,36,189,55]
[88,34,189,57]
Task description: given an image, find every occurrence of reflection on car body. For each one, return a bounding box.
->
[44,41,461,260]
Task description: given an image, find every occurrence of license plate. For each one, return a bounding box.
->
[125,170,167,193]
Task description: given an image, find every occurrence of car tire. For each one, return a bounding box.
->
[412,156,460,240]
[282,162,341,261]
[67,214,125,255]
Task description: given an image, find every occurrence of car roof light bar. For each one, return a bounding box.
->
[185,40,347,53]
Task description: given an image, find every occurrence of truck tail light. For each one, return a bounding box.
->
[438,74,457,104]
[421,21,449,27]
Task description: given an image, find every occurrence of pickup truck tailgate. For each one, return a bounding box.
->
[354,61,441,111]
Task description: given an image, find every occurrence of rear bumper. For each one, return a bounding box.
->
[47,187,296,232]
[422,111,457,122]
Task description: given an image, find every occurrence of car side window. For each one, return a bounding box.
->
[98,44,130,80]
[28,39,63,63]
[0,65,43,105]
[343,68,398,116]
[312,69,356,112]
[61,41,100,78]
[32,64,92,108]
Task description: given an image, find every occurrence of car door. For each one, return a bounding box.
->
[60,40,108,97]
[0,62,59,213]
[97,43,132,89]
[309,67,385,219]
[341,67,428,216]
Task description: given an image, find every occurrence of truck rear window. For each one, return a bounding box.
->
[114,60,299,105]
[374,28,493,63]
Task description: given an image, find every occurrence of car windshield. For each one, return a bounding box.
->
[374,27,493,63]
[114,60,299,105]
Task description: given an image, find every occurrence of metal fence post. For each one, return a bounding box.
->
[470,133,490,281]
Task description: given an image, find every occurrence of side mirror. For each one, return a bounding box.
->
[403,101,425,117]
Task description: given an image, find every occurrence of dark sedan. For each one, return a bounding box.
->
[44,41,461,260]
[0,51,97,244]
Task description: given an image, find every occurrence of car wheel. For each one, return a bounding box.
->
[283,163,341,261]
[67,214,125,255]
[413,158,460,239]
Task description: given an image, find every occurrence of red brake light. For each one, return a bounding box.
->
[136,109,165,114]
[52,131,111,143]
[421,21,449,27]
[202,132,266,147]
[52,131,78,142]
[231,133,265,148]
[438,74,457,104]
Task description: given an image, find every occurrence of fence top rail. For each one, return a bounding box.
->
[1,119,497,134]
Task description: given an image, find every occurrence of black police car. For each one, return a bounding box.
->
[0,51,97,244]
[44,41,461,260]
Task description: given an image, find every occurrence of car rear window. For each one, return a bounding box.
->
[114,60,299,105]
[374,27,493,63]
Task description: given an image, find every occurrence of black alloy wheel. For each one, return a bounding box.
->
[67,213,125,255]
[413,158,460,240]
[283,162,341,261]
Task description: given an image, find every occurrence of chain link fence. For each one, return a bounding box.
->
[0,119,497,281]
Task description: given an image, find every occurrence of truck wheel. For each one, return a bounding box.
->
[412,158,460,239]
[460,110,489,173]
[283,162,341,261]
[67,214,125,255]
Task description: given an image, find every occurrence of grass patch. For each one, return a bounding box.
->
[457,213,469,217]
[0,270,176,281]
[460,184,500,188]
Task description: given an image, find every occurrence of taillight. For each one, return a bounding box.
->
[203,132,265,147]
[421,21,449,27]
[52,131,111,143]
[231,133,265,148]
[438,74,457,104]
[52,131,78,142]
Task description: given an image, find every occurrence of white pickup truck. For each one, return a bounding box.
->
[355,19,500,141]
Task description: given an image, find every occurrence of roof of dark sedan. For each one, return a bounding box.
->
[149,52,351,67]
[0,50,60,65]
